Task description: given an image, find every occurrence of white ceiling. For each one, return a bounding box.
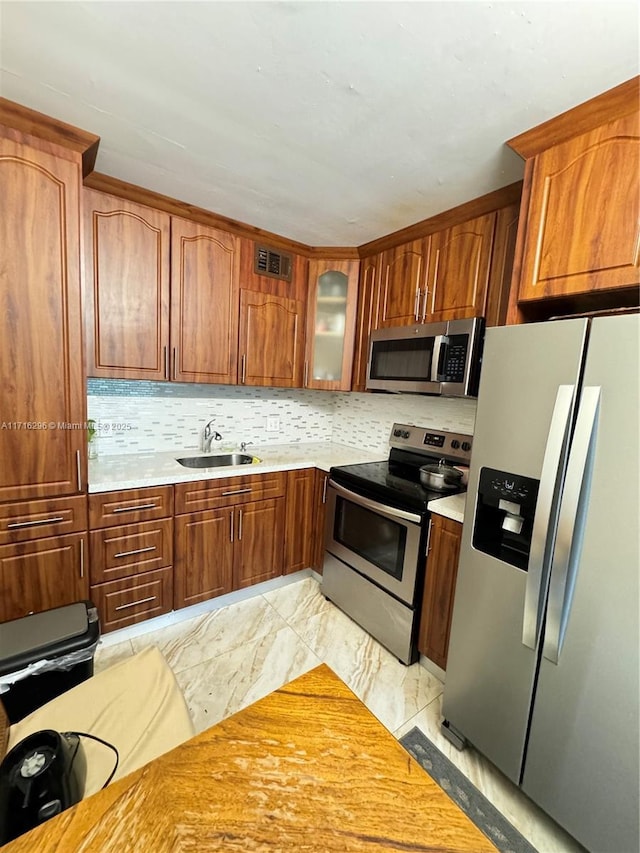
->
[1,1,638,246]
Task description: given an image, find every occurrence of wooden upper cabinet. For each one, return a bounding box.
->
[0,129,86,502]
[170,218,240,384]
[351,253,381,391]
[485,203,520,327]
[238,290,305,388]
[516,112,640,301]
[82,189,171,380]
[305,259,360,391]
[378,238,430,327]
[425,212,496,322]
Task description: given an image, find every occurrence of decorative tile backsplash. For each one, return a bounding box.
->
[87,379,476,456]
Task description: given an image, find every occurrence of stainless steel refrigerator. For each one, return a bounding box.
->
[442,315,639,853]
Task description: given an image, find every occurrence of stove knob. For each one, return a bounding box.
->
[393,429,402,437]
[451,440,460,450]
[402,430,410,439]
[461,441,472,452]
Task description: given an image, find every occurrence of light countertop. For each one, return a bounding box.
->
[88,441,384,493]
[427,491,467,524]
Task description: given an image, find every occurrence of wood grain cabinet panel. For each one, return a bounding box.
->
[0,495,87,546]
[0,130,85,503]
[233,498,284,589]
[378,238,430,328]
[418,515,462,670]
[89,518,173,584]
[174,509,234,608]
[351,254,381,391]
[283,469,317,574]
[174,473,285,515]
[82,189,171,380]
[170,217,240,384]
[516,113,640,301]
[90,567,173,632]
[485,203,520,327]
[238,290,305,387]
[425,213,496,322]
[0,533,89,622]
[305,259,360,391]
[89,486,174,528]
[312,470,329,574]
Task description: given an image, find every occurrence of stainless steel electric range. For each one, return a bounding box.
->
[322,423,473,664]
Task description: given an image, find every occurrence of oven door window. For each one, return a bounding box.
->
[369,338,433,382]
[334,496,407,580]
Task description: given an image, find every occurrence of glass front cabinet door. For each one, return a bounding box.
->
[305,259,360,390]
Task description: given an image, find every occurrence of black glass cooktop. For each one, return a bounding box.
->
[330,448,465,514]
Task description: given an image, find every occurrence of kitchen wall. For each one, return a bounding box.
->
[87,380,477,457]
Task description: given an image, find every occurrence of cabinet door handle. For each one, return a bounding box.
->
[172,347,177,379]
[241,353,246,384]
[221,488,251,497]
[112,503,157,513]
[321,475,328,504]
[80,537,85,579]
[7,516,64,530]
[304,360,309,386]
[421,288,429,321]
[230,510,234,543]
[414,288,421,322]
[114,545,157,559]
[163,345,169,379]
[238,509,243,541]
[424,519,433,557]
[115,595,156,612]
[76,450,82,491]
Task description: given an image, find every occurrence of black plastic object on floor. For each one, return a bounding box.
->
[0,601,100,723]
[0,729,86,845]
[399,726,539,853]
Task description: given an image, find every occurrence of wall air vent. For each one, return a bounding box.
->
[254,244,293,282]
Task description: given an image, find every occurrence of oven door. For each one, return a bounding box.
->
[325,481,423,606]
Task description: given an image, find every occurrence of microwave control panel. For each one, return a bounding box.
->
[440,335,468,382]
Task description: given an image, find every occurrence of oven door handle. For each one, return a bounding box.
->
[328,480,422,525]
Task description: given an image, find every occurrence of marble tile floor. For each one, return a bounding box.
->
[94,576,584,853]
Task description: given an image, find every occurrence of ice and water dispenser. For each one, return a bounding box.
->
[472,468,540,570]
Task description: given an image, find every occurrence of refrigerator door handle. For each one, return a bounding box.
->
[522,384,576,650]
[543,386,601,664]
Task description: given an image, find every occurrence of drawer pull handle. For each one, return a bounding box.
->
[113,546,157,559]
[112,503,157,513]
[7,516,64,530]
[114,595,157,612]
[80,537,85,579]
[221,488,252,497]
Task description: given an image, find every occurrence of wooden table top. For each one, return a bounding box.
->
[6,664,497,852]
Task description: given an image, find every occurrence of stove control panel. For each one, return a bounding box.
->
[389,423,473,464]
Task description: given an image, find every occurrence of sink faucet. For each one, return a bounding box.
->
[202,420,222,453]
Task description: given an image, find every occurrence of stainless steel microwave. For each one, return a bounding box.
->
[366,317,484,397]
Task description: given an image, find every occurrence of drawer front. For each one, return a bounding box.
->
[0,495,87,545]
[174,472,286,514]
[90,518,173,584]
[91,567,173,633]
[89,486,173,528]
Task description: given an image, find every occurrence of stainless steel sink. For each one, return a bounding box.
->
[176,453,260,469]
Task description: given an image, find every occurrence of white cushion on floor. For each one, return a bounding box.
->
[7,645,195,798]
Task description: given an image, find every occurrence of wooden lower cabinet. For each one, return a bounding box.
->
[90,568,173,632]
[234,499,284,589]
[312,470,329,573]
[89,486,174,632]
[283,468,317,574]
[418,514,463,670]
[174,494,285,608]
[0,533,89,622]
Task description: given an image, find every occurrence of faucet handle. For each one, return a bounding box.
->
[239,441,253,452]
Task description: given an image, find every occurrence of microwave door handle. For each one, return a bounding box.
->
[542,386,600,664]
[430,335,448,383]
[522,385,576,650]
